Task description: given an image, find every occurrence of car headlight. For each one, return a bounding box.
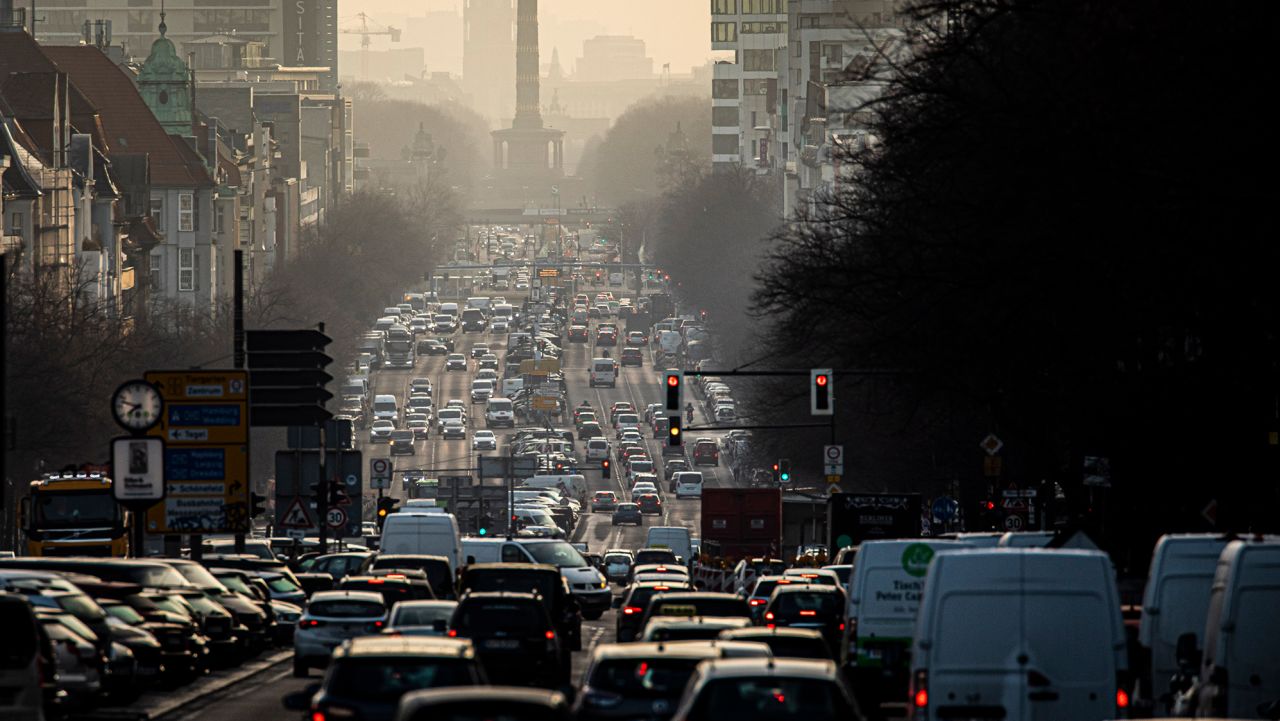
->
[598,581,608,589]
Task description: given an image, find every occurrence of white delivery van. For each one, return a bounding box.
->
[589,358,617,388]
[1137,533,1229,714]
[1186,538,1280,719]
[377,512,462,571]
[645,526,692,565]
[910,548,1128,721]
[438,302,459,318]
[523,474,588,502]
[673,471,704,499]
[657,330,681,356]
[485,397,515,428]
[844,539,974,712]
[371,394,398,423]
[585,439,610,461]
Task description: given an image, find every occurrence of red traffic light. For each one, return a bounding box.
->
[815,374,828,387]
[667,375,680,387]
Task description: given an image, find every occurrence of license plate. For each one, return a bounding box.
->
[483,639,520,650]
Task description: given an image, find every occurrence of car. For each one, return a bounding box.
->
[441,420,466,440]
[470,380,494,404]
[470,344,490,359]
[471,430,497,451]
[719,627,835,660]
[761,584,847,653]
[652,416,670,438]
[743,576,800,622]
[567,325,589,342]
[585,439,610,461]
[577,421,603,440]
[389,430,416,455]
[611,503,642,526]
[369,420,394,443]
[406,416,431,440]
[490,319,509,334]
[283,636,484,721]
[435,408,466,432]
[619,347,643,367]
[293,591,387,676]
[692,439,719,466]
[591,492,618,512]
[602,551,633,584]
[636,493,663,515]
[445,354,467,371]
[613,581,693,642]
[418,339,450,356]
[340,574,436,607]
[595,330,617,346]
[625,331,647,346]
[664,459,691,482]
[478,354,500,371]
[410,377,433,394]
[673,471,704,499]
[407,394,433,414]
[457,563,583,656]
[638,616,753,643]
[629,480,658,497]
[668,658,857,720]
[448,591,565,689]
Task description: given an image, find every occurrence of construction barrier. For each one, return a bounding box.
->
[691,561,734,592]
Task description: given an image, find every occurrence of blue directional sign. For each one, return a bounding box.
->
[932,496,959,522]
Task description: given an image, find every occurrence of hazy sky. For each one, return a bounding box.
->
[343,0,713,76]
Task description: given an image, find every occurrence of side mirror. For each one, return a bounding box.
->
[611,596,622,609]
[1175,632,1201,670]
[281,684,320,711]
[432,619,447,632]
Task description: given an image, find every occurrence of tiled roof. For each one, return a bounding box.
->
[42,45,212,188]
[0,32,107,153]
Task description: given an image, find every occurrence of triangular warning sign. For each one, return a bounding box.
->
[279,497,312,528]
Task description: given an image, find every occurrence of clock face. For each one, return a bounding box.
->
[112,381,163,432]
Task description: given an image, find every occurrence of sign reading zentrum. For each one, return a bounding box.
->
[144,371,250,534]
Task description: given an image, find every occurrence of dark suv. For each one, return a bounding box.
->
[361,554,456,600]
[761,584,847,653]
[449,591,565,689]
[458,563,581,654]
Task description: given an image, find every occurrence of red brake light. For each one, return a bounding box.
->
[367,579,385,585]
[799,610,817,617]
[1116,689,1130,709]
[372,620,384,628]
[622,606,642,615]
[914,689,928,708]
[299,619,320,628]
[311,712,325,721]
[749,599,764,606]
[839,622,845,631]
[545,630,556,640]
[447,629,458,637]
[764,611,774,621]
[913,669,928,708]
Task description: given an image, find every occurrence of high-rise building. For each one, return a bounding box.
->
[710,0,789,172]
[574,35,653,83]
[22,0,338,89]
[463,0,516,125]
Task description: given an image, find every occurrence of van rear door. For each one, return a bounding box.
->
[930,588,1027,720]
[1023,588,1119,721]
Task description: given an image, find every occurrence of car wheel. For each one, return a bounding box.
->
[292,658,308,677]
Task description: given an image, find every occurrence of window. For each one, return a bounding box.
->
[178,193,194,232]
[751,111,758,128]
[712,134,740,155]
[743,49,775,72]
[193,8,270,32]
[743,79,771,96]
[213,204,224,234]
[711,21,737,43]
[712,79,739,99]
[128,10,156,31]
[150,197,164,232]
[8,212,22,234]
[742,0,786,14]
[712,107,739,127]
[178,248,195,292]
[823,43,844,67]
[711,0,736,14]
[742,21,786,34]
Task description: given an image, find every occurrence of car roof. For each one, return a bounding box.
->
[720,627,827,640]
[398,687,566,712]
[652,591,741,602]
[335,636,474,660]
[591,640,762,662]
[309,590,384,603]
[644,616,752,629]
[694,657,840,680]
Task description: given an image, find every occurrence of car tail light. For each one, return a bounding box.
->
[799,610,817,617]
[447,629,458,637]
[1116,688,1130,710]
[622,606,642,615]
[545,630,556,640]
[371,620,384,629]
[839,622,846,631]
[311,712,325,721]
[749,599,765,606]
[299,619,321,628]
[912,670,928,709]
[764,611,774,621]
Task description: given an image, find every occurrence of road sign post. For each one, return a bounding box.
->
[823,445,844,476]
[370,458,393,491]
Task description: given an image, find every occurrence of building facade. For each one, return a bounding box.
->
[463,0,516,125]
[710,0,789,172]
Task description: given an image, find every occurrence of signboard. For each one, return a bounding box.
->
[278,497,312,529]
[111,437,165,504]
[325,507,348,529]
[931,496,958,522]
[370,457,393,490]
[1082,456,1111,487]
[532,396,559,411]
[144,371,249,534]
[823,445,844,476]
[519,358,561,375]
[979,433,1003,456]
[273,449,363,537]
[827,493,922,551]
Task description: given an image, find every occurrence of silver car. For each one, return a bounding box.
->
[293,591,386,677]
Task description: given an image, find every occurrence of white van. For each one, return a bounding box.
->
[645,526,692,565]
[485,397,515,428]
[523,474,588,502]
[1185,538,1280,719]
[589,358,617,388]
[910,548,1128,721]
[1137,533,1229,713]
[378,512,462,571]
[371,394,398,423]
[585,439,610,461]
[673,471,704,499]
[844,539,973,711]
[438,302,459,318]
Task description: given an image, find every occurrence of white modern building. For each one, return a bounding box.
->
[710,0,789,172]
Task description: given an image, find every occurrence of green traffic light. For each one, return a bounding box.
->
[479,527,488,536]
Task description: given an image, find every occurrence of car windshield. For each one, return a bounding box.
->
[267,576,303,594]
[590,657,703,697]
[308,600,385,618]
[215,574,254,595]
[753,636,833,660]
[688,678,852,721]
[522,541,588,568]
[653,598,748,618]
[327,658,475,701]
[104,604,147,625]
[33,489,120,527]
[57,593,107,622]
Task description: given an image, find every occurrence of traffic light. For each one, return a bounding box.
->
[664,371,683,413]
[601,459,611,479]
[554,460,566,472]
[810,368,833,416]
[771,462,780,484]
[778,459,791,483]
[247,329,334,426]
[667,415,682,447]
[477,516,493,536]
[328,481,347,506]
[250,493,267,518]
[376,497,399,530]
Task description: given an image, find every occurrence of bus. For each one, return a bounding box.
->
[18,473,128,556]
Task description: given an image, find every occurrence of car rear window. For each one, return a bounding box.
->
[635,551,679,565]
[328,658,476,701]
[463,572,557,601]
[754,636,834,660]
[751,580,779,598]
[455,602,544,633]
[589,657,702,697]
[654,598,749,618]
[773,591,842,616]
[688,678,853,721]
[308,600,385,618]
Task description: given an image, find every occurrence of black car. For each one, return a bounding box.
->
[340,575,436,607]
[458,563,581,655]
[636,493,663,515]
[718,627,835,660]
[449,592,565,689]
[611,503,642,526]
[760,584,847,653]
[418,339,448,355]
[361,555,456,600]
[612,581,691,643]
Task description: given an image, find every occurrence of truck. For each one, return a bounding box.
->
[18,473,129,556]
[358,333,385,368]
[826,492,922,554]
[699,488,781,560]
[647,292,675,321]
[385,338,415,369]
[624,310,652,335]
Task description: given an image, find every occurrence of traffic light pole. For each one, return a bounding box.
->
[233,249,246,557]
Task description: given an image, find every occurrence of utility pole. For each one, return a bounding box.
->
[233,250,245,555]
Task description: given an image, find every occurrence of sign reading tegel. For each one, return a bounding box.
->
[111,437,165,503]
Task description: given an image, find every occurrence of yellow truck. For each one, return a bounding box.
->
[18,473,128,556]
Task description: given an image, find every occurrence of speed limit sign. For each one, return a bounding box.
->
[325,507,348,529]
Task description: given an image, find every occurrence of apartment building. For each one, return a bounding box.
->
[710,0,789,172]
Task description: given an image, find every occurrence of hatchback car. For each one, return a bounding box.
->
[602,552,633,584]
[620,348,643,367]
[383,601,458,637]
[636,494,663,515]
[625,331,647,346]
[591,491,619,512]
[611,503,642,526]
[448,591,564,689]
[692,439,719,466]
[441,421,466,440]
[761,585,846,653]
[293,591,387,676]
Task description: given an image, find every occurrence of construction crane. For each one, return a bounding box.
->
[340,12,401,81]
